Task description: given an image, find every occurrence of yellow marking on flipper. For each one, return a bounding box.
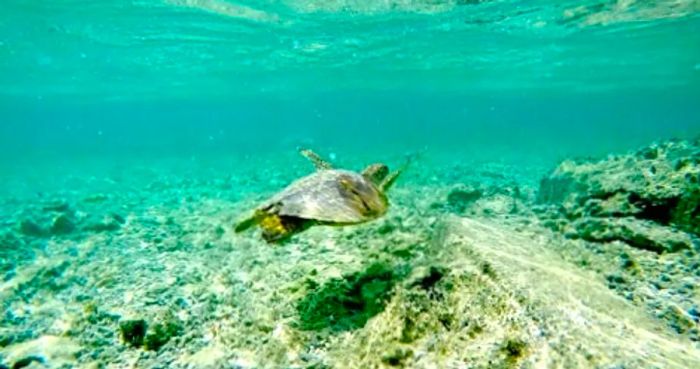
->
[260,214,287,236]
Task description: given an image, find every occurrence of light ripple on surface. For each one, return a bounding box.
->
[0,0,699,100]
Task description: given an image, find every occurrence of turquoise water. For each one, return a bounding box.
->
[2,2,700,368]
[2,1,700,162]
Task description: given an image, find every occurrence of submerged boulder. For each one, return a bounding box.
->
[566,217,691,253]
[331,216,700,368]
[50,214,76,235]
[446,184,483,212]
[19,220,45,237]
[538,139,700,244]
[443,183,526,217]
[84,214,124,233]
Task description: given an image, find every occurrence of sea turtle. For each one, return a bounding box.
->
[234,149,407,243]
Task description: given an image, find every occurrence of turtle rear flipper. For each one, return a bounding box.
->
[234,211,265,233]
[260,214,314,243]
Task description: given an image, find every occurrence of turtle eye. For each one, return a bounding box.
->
[373,165,389,181]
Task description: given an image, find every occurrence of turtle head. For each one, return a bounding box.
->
[361,163,389,186]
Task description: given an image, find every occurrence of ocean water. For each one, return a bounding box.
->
[2,1,700,161]
[2,1,700,368]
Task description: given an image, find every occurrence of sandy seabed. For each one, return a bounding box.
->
[1,141,699,369]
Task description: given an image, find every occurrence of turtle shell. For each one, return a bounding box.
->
[259,169,388,223]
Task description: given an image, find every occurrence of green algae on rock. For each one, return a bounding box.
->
[296,263,399,332]
[119,319,148,347]
[118,314,183,351]
[144,318,184,351]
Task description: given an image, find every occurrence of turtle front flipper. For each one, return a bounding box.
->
[380,153,415,192]
[299,148,333,170]
[260,214,314,243]
[380,170,401,192]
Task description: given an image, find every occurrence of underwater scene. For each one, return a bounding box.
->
[2,1,700,368]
